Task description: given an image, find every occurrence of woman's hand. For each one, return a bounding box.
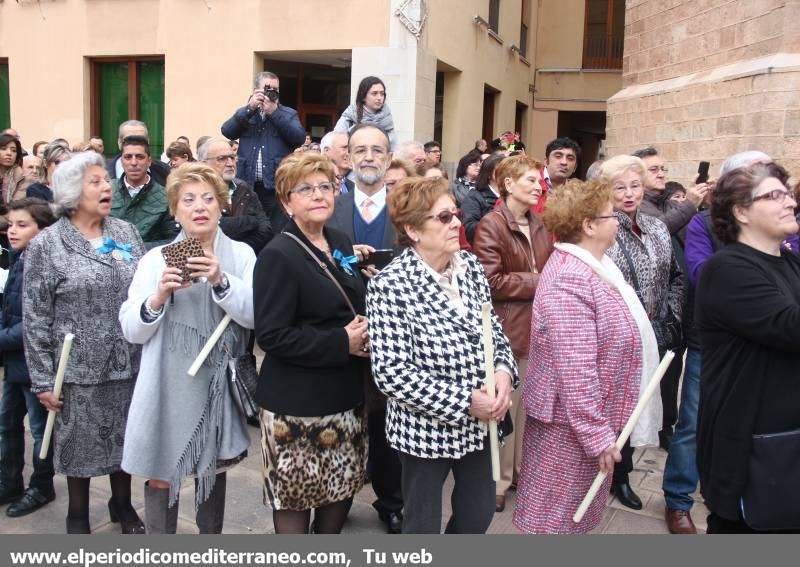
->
[469,389,494,421]
[187,253,222,286]
[37,391,63,412]
[345,315,369,358]
[598,443,622,474]
[489,371,513,421]
[150,267,191,310]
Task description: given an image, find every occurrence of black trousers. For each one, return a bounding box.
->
[254,181,289,234]
[707,512,800,534]
[367,408,403,516]
[660,346,686,436]
[613,440,635,485]
[397,439,495,534]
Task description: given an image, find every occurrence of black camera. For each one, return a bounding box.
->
[263,86,279,102]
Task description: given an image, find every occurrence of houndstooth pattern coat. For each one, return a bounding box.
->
[366,248,517,460]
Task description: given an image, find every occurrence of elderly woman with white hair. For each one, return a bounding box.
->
[598,154,682,512]
[23,152,146,534]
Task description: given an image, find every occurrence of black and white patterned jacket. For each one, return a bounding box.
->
[366,248,517,459]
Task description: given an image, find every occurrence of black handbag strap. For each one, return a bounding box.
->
[283,232,358,317]
[615,234,647,312]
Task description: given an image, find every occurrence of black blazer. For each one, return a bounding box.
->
[327,189,402,253]
[254,220,367,416]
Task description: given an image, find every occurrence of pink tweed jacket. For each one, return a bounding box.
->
[522,249,642,458]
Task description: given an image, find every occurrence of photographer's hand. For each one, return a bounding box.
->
[248,88,265,111]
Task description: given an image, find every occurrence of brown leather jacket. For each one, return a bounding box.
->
[473,203,554,359]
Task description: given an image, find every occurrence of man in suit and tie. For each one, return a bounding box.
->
[327,124,404,533]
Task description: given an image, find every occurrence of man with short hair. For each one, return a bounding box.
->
[199,137,272,253]
[106,120,171,186]
[2,128,19,140]
[221,71,306,228]
[110,135,177,249]
[423,141,441,168]
[89,136,105,155]
[327,124,404,534]
[632,146,709,236]
[533,137,580,213]
[320,131,353,194]
[395,141,426,175]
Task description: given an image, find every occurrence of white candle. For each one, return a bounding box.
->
[573,350,676,523]
[481,303,501,482]
[188,314,232,376]
[39,333,75,460]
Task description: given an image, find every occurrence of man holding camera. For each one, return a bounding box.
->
[221,71,306,231]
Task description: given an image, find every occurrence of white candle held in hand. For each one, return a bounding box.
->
[39,333,75,460]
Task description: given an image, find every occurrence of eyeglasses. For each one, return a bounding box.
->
[751,189,796,204]
[647,166,668,173]
[613,183,643,193]
[289,182,335,197]
[594,214,618,221]
[427,209,463,224]
[206,154,238,164]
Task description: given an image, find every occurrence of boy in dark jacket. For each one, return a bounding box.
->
[0,198,56,517]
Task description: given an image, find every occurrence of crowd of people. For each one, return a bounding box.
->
[0,68,799,536]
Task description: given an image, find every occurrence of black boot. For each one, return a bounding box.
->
[196,473,226,534]
[612,481,642,510]
[144,483,178,534]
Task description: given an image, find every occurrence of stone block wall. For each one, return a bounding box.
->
[606,0,800,185]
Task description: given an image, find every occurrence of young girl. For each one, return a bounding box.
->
[0,198,56,518]
[334,76,397,149]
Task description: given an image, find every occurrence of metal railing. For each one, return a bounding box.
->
[582,32,624,69]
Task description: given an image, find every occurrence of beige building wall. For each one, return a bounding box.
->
[1,0,621,168]
[606,0,800,185]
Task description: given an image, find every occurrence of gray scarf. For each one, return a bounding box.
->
[162,230,249,507]
[339,103,396,138]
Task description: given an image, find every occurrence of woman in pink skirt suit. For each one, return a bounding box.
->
[513,178,660,534]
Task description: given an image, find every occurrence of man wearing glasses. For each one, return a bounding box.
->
[199,138,272,253]
[632,146,710,236]
[221,71,306,231]
[327,124,405,534]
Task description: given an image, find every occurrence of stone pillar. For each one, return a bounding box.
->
[350,0,436,147]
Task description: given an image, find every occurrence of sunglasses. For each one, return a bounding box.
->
[427,209,462,224]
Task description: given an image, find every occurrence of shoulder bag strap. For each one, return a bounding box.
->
[283,232,357,317]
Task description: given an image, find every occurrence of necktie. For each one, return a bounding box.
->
[361,198,374,222]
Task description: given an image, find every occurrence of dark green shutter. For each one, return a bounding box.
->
[0,63,10,131]
[138,61,165,159]
[98,63,129,156]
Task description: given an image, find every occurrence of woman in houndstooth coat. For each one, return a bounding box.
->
[367,177,517,534]
[513,179,660,534]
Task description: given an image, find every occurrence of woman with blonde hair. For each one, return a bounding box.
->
[598,154,680,511]
[254,152,369,534]
[120,162,256,534]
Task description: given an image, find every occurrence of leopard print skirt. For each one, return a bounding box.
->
[260,408,367,511]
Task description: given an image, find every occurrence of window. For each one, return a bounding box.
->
[519,0,530,58]
[488,0,500,33]
[90,57,165,157]
[0,60,9,131]
[583,0,625,69]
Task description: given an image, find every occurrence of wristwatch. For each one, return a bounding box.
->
[212,274,230,295]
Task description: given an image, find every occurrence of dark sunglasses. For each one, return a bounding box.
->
[427,209,463,224]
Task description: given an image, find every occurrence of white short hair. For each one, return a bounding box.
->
[395,140,424,161]
[719,151,771,176]
[52,152,105,218]
[320,131,346,152]
[196,137,231,162]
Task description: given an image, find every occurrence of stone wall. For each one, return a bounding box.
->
[606,0,800,184]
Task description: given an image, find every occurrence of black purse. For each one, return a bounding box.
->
[227,353,259,419]
[741,427,800,531]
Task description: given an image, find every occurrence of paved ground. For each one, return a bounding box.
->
[1,423,708,535]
